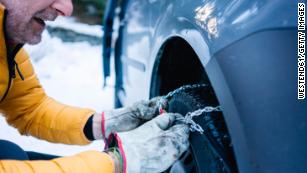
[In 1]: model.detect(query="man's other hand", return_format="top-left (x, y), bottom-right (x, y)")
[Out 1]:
top-left (93, 97), bottom-right (162, 139)
top-left (108, 113), bottom-right (190, 173)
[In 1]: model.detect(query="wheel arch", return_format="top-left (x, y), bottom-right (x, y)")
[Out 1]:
top-left (149, 36), bottom-right (211, 97)
top-left (149, 36), bottom-right (251, 173)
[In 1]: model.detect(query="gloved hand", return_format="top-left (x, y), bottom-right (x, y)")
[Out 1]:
top-left (92, 97), bottom-right (163, 140)
top-left (106, 113), bottom-right (190, 173)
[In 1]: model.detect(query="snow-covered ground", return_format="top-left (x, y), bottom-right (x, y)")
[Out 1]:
top-left (0, 18), bottom-right (114, 156)
top-left (47, 16), bottom-right (103, 37)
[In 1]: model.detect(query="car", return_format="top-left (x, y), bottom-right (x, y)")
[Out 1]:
top-left (102, 1), bottom-right (307, 173)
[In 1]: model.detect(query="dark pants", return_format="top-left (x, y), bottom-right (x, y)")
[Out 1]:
top-left (0, 140), bottom-right (59, 160)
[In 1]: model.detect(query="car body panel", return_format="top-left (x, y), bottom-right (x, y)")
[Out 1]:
top-left (207, 29), bottom-right (307, 173)
top-left (122, 0), bottom-right (297, 104)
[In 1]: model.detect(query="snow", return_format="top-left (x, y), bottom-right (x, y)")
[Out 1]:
top-left (47, 16), bottom-right (103, 37)
top-left (0, 19), bottom-right (114, 156)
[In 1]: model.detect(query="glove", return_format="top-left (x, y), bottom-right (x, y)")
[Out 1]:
top-left (93, 97), bottom-right (163, 140)
top-left (106, 113), bottom-right (190, 173)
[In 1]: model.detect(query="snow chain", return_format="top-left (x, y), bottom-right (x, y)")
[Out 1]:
top-left (158, 84), bottom-right (235, 173)
top-left (158, 84), bottom-right (221, 134)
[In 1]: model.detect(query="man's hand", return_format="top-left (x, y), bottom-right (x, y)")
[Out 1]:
top-left (106, 113), bottom-right (190, 173)
top-left (93, 97), bottom-right (162, 139)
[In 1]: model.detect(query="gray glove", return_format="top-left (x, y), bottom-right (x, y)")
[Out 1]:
top-left (93, 97), bottom-right (162, 139)
top-left (119, 113), bottom-right (190, 173)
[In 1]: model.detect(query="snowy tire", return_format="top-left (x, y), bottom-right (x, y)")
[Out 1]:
top-left (165, 86), bottom-right (237, 173)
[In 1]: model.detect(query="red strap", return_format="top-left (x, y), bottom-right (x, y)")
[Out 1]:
top-left (114, 133), bottom-right (127, 173)
top-left (101, 112), bottom-right (107, 143)
top-left (159, 108), bottom-right (166, 114)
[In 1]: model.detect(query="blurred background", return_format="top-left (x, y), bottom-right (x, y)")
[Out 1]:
top-left (73, 0), bottom-right (107, 25)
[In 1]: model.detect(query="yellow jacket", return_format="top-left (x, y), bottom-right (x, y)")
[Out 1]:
top-left (0, 4), bottom-right (114, 173)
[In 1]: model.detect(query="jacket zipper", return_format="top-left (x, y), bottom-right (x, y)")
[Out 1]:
top-left (0, 10), bottom-right (24, 102)
top-left (0, 45), bottom-right (23, 102)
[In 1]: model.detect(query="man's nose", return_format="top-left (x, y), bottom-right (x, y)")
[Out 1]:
top-left (51, 0), bottom-right (73, 16)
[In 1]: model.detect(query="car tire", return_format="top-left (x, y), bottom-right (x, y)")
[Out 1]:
top-left (165, 86), bottom-right (237, 173)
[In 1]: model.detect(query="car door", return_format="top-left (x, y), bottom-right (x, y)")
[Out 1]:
top-left (120, 0), bottom-right (152, 105)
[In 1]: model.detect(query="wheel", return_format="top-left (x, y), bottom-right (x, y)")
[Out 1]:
top-left (165, 86), bottom-right (238, 173)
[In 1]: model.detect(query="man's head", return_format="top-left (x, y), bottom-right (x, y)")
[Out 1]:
top-left (0, 0), bottom-right (73, 45)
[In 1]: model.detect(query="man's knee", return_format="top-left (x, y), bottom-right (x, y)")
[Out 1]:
top-left (0, 140), bottom-right (29, 160)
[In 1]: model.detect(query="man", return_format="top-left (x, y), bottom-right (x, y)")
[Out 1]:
top-left (0, 0), bottom-right (190, 172)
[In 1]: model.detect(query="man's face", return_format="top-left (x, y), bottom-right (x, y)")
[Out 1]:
top-left (1, 0), bottom-right (73, 44)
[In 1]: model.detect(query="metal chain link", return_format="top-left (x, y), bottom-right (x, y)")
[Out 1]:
top-left (157, 84), bottom-right (221, 134)
top-left (164, 84), bottom-right (207, 100)
top-left (177, 106), bottom-right (221, 134)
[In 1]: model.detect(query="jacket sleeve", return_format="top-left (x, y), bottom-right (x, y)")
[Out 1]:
top-left (0, 151), bottom-right (114, 173)
top-left (0, 48), bottom-right (95, 145)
